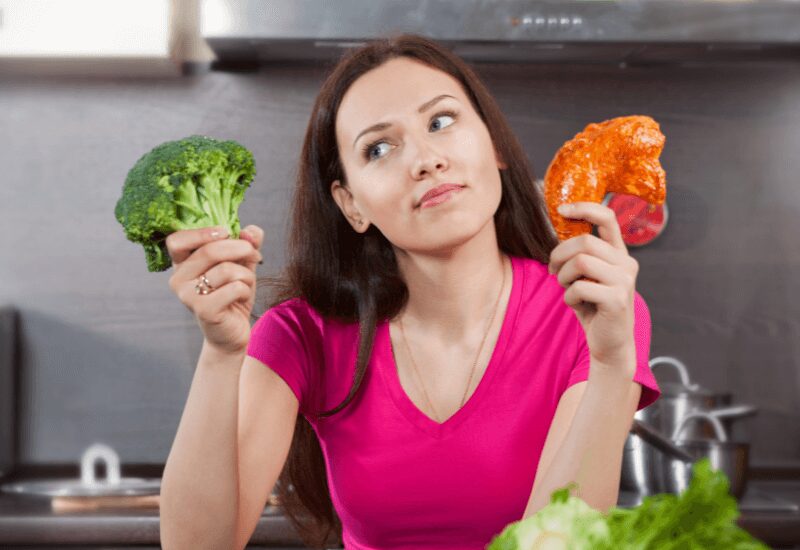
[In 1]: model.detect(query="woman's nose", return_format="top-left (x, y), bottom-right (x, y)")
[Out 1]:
top-left (409, 138), bottom-right (449, 179)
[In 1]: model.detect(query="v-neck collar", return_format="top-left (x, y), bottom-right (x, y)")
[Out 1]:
top-left (376, 255), bottom-right (525, 439)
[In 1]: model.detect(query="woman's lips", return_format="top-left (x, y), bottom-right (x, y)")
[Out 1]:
top-left (417, 184), bottom-right (465, 208)
top-left (419, 186), bottom-right (464, 209)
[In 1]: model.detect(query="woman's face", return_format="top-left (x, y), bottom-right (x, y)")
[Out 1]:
top-left (331, 56), bottom-right (506, 257)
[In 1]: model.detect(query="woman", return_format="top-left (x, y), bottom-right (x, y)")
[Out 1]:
top-left (159, 33), bottom-right (661, 550)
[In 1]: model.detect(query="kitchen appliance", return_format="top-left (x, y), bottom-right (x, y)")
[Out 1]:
top-left (200, 0), bottom-right (800, 68)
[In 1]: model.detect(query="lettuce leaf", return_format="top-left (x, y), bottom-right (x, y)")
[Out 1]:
top-left (489, 482), bottom-right (610, 550)
top-left (601, 459), bottom-right (769, 550)
top-left (487, 459), bottom-right (769, 550)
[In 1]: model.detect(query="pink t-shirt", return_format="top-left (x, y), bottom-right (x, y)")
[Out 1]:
top-left (247, 255), bottom-right (661, 550)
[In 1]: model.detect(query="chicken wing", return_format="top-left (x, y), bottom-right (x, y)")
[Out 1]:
top-left (544, 115), bottom-right (667, 241)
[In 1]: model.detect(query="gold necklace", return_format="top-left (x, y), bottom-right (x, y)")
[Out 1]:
top-left (398, 257), bottom-right (508, 423)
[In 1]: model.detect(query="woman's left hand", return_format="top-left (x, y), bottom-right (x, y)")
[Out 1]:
top-left (548, 201), bottom-right (638, 373)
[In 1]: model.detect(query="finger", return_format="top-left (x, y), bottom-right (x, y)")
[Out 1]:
top-left (177, 239), bottom-right (262, 282)
top-left (192, 280), bottom-right (253, 325)
top-left (240, 224), bottom-right (264, 250)
top-left (557, 202), bottom-right (626, 251)
top-left (203, 261), bottom-right (257, 293)
top-left (239, 224), bottom-right (265, 270)
top-left (166, 226), bottom-right (230, 265)
top-left (563, 278), bottom-right (620, 309)
top-left (556, 253), bottom-right (620, 288)
top-left (177, 263), bottom-right (255, 314)
top-left (548, 233), bottom-right (626, 275)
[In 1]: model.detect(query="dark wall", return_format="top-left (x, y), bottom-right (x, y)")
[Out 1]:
top-left (1, 58), bottom-right (798, 467)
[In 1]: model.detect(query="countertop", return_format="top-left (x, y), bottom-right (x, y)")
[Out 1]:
top-left (0, 496), bottom-right (304, 548)
top-left (0, 470), bottom-right (798, 549)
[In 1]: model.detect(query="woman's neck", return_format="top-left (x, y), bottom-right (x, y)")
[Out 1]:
top-left (393, 243), bottom-right (510, 343)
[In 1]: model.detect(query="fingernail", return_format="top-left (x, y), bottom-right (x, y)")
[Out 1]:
top-left (209, 227), bottom-right (228, 239)
top-left (557, 204), bottom-right (572, 215)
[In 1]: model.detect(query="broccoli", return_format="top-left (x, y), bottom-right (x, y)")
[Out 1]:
top-left (114, 135), bottom-right (256, 272)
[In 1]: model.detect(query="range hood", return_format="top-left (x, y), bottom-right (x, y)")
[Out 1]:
top-left (200, 0), bottom-right (800, 68)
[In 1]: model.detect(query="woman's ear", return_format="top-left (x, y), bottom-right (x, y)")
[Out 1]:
top-left (331, 179), bottom-right (369, 231)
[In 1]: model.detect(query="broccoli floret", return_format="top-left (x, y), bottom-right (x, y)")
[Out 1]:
top-left (114, 135), bottom-right (256, 272)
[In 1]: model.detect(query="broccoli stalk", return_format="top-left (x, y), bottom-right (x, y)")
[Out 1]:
top-left (114, 135), bottom-right (256, 272)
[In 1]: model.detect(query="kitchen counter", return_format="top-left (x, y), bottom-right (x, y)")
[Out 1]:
top-left (726, 480), bottom-right (800, 549)
top-left (0, 495), bottom-right (305, 548)
top-left (0, 471), bottom-right (798, 549)
top-left (0, 464), bottom-right (312, 548)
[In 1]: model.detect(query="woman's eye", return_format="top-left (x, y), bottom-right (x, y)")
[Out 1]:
top-left (430, 112), bottom-right (456, 132)
top-left (362, 110), bottom-right (458, 162)
top-left (364, 141), bottom-right (392, 161)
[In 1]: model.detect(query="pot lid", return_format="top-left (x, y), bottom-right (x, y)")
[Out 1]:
top-left (0, 442), bottom-right (161, 498)
top-left (0, 477), bottom-right (161, 498)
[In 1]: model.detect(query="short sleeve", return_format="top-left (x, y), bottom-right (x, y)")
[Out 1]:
top-left (565, 291), bottom-right (661, 411)
top-left (246, 300), bottom-right (319, 416)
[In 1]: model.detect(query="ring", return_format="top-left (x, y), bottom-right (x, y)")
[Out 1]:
top-left (194, 274), bottom-right (214, 295)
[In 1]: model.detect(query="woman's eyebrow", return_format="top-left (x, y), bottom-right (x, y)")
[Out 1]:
top-left (351, 94), bottom-right (457, 149)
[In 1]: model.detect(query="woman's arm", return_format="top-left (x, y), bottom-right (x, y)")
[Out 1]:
top-left (533, 199), bottom-right (648, 517)
top-left (522, 362), bottom-right (641, 518)
top-left (160, 342), bottom-right (244, 549)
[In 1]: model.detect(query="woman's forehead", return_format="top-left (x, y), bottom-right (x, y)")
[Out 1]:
top-left (336, 58), bottom-right (466, 141)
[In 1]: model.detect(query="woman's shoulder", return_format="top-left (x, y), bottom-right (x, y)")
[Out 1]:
top-left (252, 296), bottom-right (320, 336)
top-left (259, 296), bottom-right (359, 341)
top-left (267, 296), bottom-right (317, 317)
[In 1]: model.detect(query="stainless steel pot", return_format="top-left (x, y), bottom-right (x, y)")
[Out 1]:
top-left (621, 356), bottom-right (758, 496)
top-left (640, 356), bottom-right (734, 439)
top-left (662, 412), bottom-right (750, 500)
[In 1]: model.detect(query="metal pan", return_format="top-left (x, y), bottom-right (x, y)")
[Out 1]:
top-left (662, 412), bottom-right (749, 499)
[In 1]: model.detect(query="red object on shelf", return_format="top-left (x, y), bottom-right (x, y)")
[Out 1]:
top-left (603, 193), bottom-right (668, 247)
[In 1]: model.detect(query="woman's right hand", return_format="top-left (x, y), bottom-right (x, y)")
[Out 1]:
top-left (166, 225), bottom-right (264, 355)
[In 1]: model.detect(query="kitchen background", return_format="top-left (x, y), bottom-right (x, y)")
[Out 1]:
top-left (1, 0), bottom-right (799, 546)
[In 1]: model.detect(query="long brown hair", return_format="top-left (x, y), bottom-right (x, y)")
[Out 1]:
top-left (254, 32), bottom-right (559, 549)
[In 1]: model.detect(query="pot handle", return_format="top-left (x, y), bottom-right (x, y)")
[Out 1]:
top-left (707, 404), bottom-right (759, 419)
top-left (672, 412), bottom-right (728, 442)
top-left (631, 419), bottom-right (695, 463)
top-left (649, 356), bottom-right (701, 391)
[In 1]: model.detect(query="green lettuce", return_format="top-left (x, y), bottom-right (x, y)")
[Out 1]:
top-left (489, 482), bottom-right (610, 550)
top-left (487, 459), bottom-right (769, 550)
